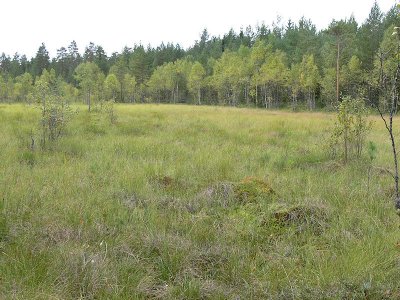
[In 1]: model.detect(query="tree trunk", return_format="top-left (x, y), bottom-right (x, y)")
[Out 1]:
top-left (264, 85), bottom-right (267, 108)
top-left (120, 82), bottom-right (123, 102)
top-left (344, 132), bottom-right (348, 163)
top-left (376, 43), bottom-right (400, 211)
top-left (198, 87), bottom-right (201, 105)
top-left (390, 121), bottom-right (400, 208)
top-left (42, 95), bottom-right (46, 147)
top-left (255, 84), bottom-right (258, 107)
top-left (336, 41), bottom-right (340, 105)
top-left (245, 85), bottom-right (249, 106)
top-left (292, 92), bottom-right (297, 111)
top-left (176, 83), bottom-right (179, 103)
top-left (88, 90), bottom-right (91, 112)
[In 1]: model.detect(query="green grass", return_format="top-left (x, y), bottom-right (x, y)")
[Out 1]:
top-left (1, 103), bottom-right (400, 299)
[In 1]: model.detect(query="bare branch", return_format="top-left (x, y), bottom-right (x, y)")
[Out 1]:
top-left (376, 103), bottom-right (391, 133)
top-left (375, 42), bottom-right (400, 208)
top-left (373, 166), bottom-right (395, 179)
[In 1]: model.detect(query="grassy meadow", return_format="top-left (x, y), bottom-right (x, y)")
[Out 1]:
top-left (1, 103), bottom-right (400, 299)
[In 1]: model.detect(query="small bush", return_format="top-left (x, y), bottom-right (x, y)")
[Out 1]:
top-left (40, 97), bottom-right (73, 144)
top-left (329, 97), bottom-right (372, 162)
top-left (95, 99), bottom-right (117, 124)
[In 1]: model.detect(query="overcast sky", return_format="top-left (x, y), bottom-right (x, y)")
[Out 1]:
top-left (0, 0), bottom-right (396, 58)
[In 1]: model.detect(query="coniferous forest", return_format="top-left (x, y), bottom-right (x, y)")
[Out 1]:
top-left (0, 2), bottom-right (398, 109)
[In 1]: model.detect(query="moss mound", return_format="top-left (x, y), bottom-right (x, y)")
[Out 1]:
top-left (234, 176), bottom-right (276, 204)
top-left (270, 200), bottom-right (331, 233)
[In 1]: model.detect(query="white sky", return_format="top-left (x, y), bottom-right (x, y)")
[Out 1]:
top-left (0, 0), bottom-right (397, 58)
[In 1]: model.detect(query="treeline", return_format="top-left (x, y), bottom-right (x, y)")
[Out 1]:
top-left (0, 2), bottom-right (399, 109)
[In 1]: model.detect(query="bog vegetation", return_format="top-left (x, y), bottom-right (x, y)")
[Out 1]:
top-left (1, 104), bottom-right (400, 299)
top-left (2, 1), bottom-right (400, 299)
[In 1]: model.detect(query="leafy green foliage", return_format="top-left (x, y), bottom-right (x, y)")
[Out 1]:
top-left (102, 99), bottom-right (117, 124)
top-left (74, 62), bottom-right (104, 111)
top-left (32, 69), bottom-right (74, 147)
top-left (188, 62), bottom-right (206, 104)
top-left (104, 73), bottom-right (119, 100)
top-left (368, 141), bottom-right (377, 162)
top-left (329, 97), bottom-right (373, 162)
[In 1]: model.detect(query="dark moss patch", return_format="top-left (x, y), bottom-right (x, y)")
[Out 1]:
top-left (234, 176), bottom-right (276, 204)
top-left (269, 200), bottom-right (331, 234)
